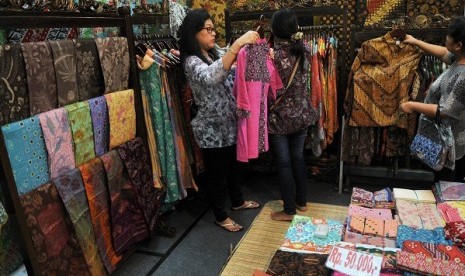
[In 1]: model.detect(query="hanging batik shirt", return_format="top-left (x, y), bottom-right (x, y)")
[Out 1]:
top-left (234, 39), bottom-right (283, 162)
top-left (417, 61), bottom-right (465, 160)
top-left (346, 32), bottom-right (422, 128)
top-left (184, 55), bottom-right (236, 148)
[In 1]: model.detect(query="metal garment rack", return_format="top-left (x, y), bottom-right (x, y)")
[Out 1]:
top-left (0, 8), bottom-right (150, 275)
top-left (338, 27), bottom-right (448, 194)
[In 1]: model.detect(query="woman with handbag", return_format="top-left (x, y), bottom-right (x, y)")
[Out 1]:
top-left (268, 9), bottom-right (318, 221)
top-left (178, 9), bottom-right (260, 232)
top-left (401, 16), bottom-right (465, 182)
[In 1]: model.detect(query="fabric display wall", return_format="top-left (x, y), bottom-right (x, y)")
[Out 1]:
top-left (0, 10), bottom-right (165, 275)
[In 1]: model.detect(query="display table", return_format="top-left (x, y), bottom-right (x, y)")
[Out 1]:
top-left (220, 200), bottom-right (348, 276)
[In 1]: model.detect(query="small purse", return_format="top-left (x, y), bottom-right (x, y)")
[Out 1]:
top-left (269, 55), bottom-right (301, 111)
top-left (409, 106), bottom-right (455, 171)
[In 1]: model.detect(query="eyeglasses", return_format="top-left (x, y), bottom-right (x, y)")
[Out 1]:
top-left (202, 27), bottom-right (216, 34)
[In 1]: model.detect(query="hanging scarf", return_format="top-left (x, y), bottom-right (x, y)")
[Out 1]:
top-left (95, 37), bottom-right (129, 93)
top-left (88, 96), bottom-right (109, 156)
top-left (105, 89), bottom-right (136, 150)
top-left (65, 101), bottom-right (95, 166)
top-left (74, 39), bottom-right (104, 100)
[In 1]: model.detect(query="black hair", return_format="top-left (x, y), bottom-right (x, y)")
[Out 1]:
top-left (271, 8), bottom-right (305, 65)
top-left (447, 16), bottom-right (465, 53)
top-left (178, 9), bottom-right (219, 65)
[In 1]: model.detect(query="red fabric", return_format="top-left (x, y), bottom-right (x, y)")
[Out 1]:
top-left (402, 240), bottom-right (465, 263)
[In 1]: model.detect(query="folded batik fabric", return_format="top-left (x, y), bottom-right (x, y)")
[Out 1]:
top-left (396, 225), bottom-right (451, 247)
top-left (343, 229), bottom-right (396, 248)
top-left (348, 215), bottom-right (366, 234)
top-left (100, 150), bottom-right (149, 254)
top-left (266, 250), bottom-right (330, 276)
top-left (95, 37), bottom-right (129, 93)
top-left (65, 101), bottom-right (95, 166)
top-left (364, 217), bottom-right (385, 236)
top-left (445, 221), bottom-right (465, 247)
top-left (402, 240), bottom-right (465, 263)
top-left (348, 204), bottom-right (393, 219)
top-left (438, 202), bottom-right (465, 223)
top-left (38, 108), bottom-right (75, 179)
top-left (88, 96), bottom-right (109, 156)
top-left (74, 39), bottom-right (104, 100)
top-left (437, 181), bottom-right (465, 201)
top-left (396, 199), bottom-right (445, 229)
top-left (2, 117), bottom-right (50, 195)
top-left (49, 40), bottom-right (79, 106)
top-left (396, 251), bottom-right (465, 276)
top-left (105, 89), bottom-right (136, 150)
top-left (351, 187), bottom-right (374, 207)
top-left (20, 182), bottom-right (90, 275)
top-left (374, 188), bottom-right (395, 208)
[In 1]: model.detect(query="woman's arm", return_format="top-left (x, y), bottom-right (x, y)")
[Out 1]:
top-left (403, 34), bottom-right (451, 64)
top-left (401, 101), bottom-right (438, 118)
top-left (222, 31), bottom-right (259, 70)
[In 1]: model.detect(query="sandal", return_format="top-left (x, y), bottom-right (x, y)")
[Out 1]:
top-left (296, 204), bottom-right (308, 212)
top-left (231, 200), bottom-right (260, 211)
top-left (215, 218), bottom-right (243, 232)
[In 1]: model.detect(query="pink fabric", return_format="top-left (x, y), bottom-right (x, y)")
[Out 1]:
top-left (396, 251), bottom-right (465, 275)
top-left (438, 202), bottom-right (463, 223)
top-left (235, 39), bottom-right (283, 162)
top-left (38, 108), bottom-right (75, 179)
top-left (348, 204), bottom-right (393, 219)
top-left (343, 229), bottom-right (396, 248)
top-left (396, 199), bottom-right (444, 229)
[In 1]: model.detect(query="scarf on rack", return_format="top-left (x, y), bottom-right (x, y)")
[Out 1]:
top-left (117, 137), bottom-right (162, 235)
top-left (79, 158), bottom-right (122, 273)
top-left (49, 40), bottom-right (79, 106)
top-left (20, 182), bottom-right (91, 275)
top-left (0, 44), bottom-right (29, 125)
top-left (21, 42), bottom-right (57, 115)
top-left (52, 168), bottom-right (106, 276)
top-left (37, 108), bottom-right (75, 179)
top-left (88, 96), bottom-right (109, 156)
top-left (95, 37), bottom-right (129, 93)
top-left (100, 150), bottom-right (149, 254)
top-left (1, 117), bottom-right (49, 195)
top-left (105, 89), bottom-right (136, 150)
top-left (74, 39), bottom-right (104, 100)
top-left (65, 101), bottom-right (95, 166)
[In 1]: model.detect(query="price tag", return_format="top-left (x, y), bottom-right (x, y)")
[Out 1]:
top-left (325, 246), bottom-right (382, 276)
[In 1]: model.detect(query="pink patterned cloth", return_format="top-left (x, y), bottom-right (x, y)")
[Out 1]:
top-left (351, 187), bottom-right (374, 207)
top-left (348, 204), bottom-right (393, 219)
top-left (438, 202), bottom-right (464, 223)
top-left (343, 229), bottom-right (396, 248)
top-left (396, 251), bottom-right (465, 276)
top-left (445, 221), bottom-right (465, 247)
top-left (235, 39), bottom-right (283, 162)
top-left (396, 199), bottom-right (444, 229)
top-left (38, 108), bottom-right (75, 179)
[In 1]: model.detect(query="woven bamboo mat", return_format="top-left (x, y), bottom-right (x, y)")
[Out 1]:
top-left (219, 200), bottom-right (348, 276)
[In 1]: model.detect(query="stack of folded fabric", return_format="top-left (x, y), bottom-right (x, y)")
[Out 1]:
top-left (435, 181), bottom-right (465, 202)
top-left (438, 201), bottom-right (465, 223)
top-left (396, 199), bottom-right (445, 229)
top-left (351, 187), bottom-right (395, 209)
top-left (445, 221), bottom-right (465, 248)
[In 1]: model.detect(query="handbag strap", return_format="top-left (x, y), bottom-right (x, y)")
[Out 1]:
top-left (435, 105), bottom-right (441, 126)
top-left (270, 56), bottom-right (301, 110)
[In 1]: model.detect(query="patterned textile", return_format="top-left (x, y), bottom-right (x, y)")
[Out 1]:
top-left (0, 218), bottom-right (23, 275)
top-left (343, 229), bottom-right (396, 248)
top-left (438, 202), bottom-right (465, 223)
top-left (21, 42), bottom-right (58, 115)
top-left (117, 137), bottom-right (161, 235)
top-left (402, 240), bottom-right (465, 263)
top-left (100, 150), bottom-right (149, 254)
top-left (52, 168), bottom-right (106, 276)
top-left (79, 158), bottom-right (122, 273)
top-left (0, 44), bottom-right (29, 125)
top-left (445, 221), bottom-right (465, 247)
top-left (20, 182), bottom-right (90, 275)
top-left (280, 215), bottom-right (343, 254)
top-left (2, 117), bottom-right (50, 195)
top-left (88, 96), bottom-right (109, 156)
top-left (396, 225), bottom-right (451, 248)
top-left (350, 187), bottom-right (374, 207)
top-left (38, 108), bottom-right (75, 179)
top-left (396, 250), bottom-right (465, 276)
top-left (65, 101), bottom-right (95, 166)
top-left (0, 202), bottom-right (6, 232)
top-left (364, 0), bottom-right (406, 26)
top-left (7, 28), bottom-right (77, 43)
top-left (169, 0), bottom-right (188, 40)
top-left (407, 0), bottom-right (464, 18)
top-left (141, 90), bottom-right (163, 189)
top-left (95, 37), bottom-right (129, 93)
top-left (364, 217), bottom-right (385, 236)
top-left (265, 250), bottom-right (329, 276)
top-left (346, 32), bottom-right (422, 128)
top-left (348, 204), bottom-right (393, 219)
top-left (49, 40), bottom-right (79, 106)
top-left (105, 89), bottom-right (136, 150)
top-left (140, 66), bottom-right (180, 202)
top-left (74, 39), bottom-right (104, 100)
top-left (348, 215), bottom-right (366, 234)
top-left (437, 181), bottom-right (465, 201)
top-left (348, 215), bottom-right (398, 238)
top-left (396, 199), bottom-right (445, 229)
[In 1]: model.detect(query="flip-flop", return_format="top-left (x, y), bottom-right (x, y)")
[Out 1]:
top-left (231, 200), bottom-right (260, 211)
top-left (215, 220), bottom-right (243, 232)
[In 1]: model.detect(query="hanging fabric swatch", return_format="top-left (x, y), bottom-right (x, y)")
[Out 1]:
top-left (1, 117), bottom-right (49, 195)
top-left (95, 37), bottom-right (129, 93)
top-left (0, 44), bottom-right (29, 125)
top-left (88, 96), bottom-right (109, 156)
top-left (0, 212), bottom-right (23, 274)
top-left (21, 41), bottom-right (57, 115)
top-left (139, 66), bottom-right (180, 203)
top-left (20, 182), bottom-right (91, 275)
top-left (74, 39), bottom-right (104, 100)
top-left (49, 40), bottom-right (79, 106)
top-left (101, 150), bottom-right (149, 254)
top-left (105, 89), bottom-right (136, 150)
top-left (52, 168), bottom-right (106, 276)
top-left (79, 158), bottom-right (122, 273)
top-left (117, 137), bottom-right (162, 235)
top-left (37, 108), bottom-right (75, 179)
top-left (65, 101), bottom-right (95, 166)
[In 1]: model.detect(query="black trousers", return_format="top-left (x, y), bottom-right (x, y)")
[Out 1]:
top-left (202, 145), bottom-right (244, 222)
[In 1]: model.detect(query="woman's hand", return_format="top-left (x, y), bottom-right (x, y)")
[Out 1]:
top-left (403, 34), bottom-right (418, 46)
top-left (400, 101), bottom-right (414, 113)
top-left (235, 31), bottom-right (260, 47)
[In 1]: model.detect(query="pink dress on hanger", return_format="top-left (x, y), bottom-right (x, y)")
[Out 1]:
top-left (234, 39), bottom-right (283, 162)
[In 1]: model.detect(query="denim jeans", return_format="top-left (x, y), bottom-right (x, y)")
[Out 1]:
top-left (269, 128), bottom-right (308, 215)
top-left (202, 145), bottom-right (244, 222)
